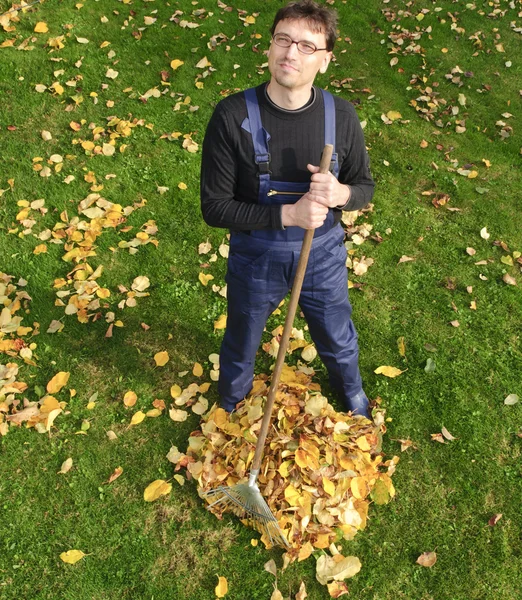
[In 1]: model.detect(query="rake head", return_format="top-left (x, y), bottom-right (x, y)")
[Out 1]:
top-left (203, 483), bottom-right (290, 549)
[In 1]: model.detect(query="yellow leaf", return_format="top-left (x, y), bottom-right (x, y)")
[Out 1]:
top-left (169, 408), bottom-right (188, 422)
top-left (467, 171), bottom-right (478, 179)
top-left (34, 244), bottom-right (47, 255)
top-left (215, 576), bottom-right (228, 598)
top-left (170, 384), bottom-right (181, 398)
top-left (195, 81), bottom-right (204, 90)
top-left (34, 22), bottom-right (49, 33)
top-left (199, 272), bottom-right (214, 286)
top-left (284, 484), bottom-right (301, 507)
top-left (130, 411), bottom-right (145, 425)
top-left (146, 408), bottom-right (162, 418)
top-left (171, 59), bottom-right (184, 70)
top-left (397, 336), bottom-right (406, 357)
top-left (60, 550), bottom-right (86, 564)
top-left (47, 371), bottom-right (70, 394)
top-left (178, 182), bottom-right (187, 190)
top-left (374, 365), bottom-right (404, 378)
top-left (193, 362), bottom-right (203, 377)
top-left (143, 479), bottom-right (172, 502)
top-left (350, 477), bottom-right (369, 499)
top-left (82, 140), bottom-right (95, 151)
top-left (356, 436), bottom-right (371, 451)
top-left (123, 391), bottom-right (137, 407)
top-left (58, 458), bottom-right (73, 474)
top-left (214, 314), bottom-right (227, 330)
top-left (322, 476), bottom-right (336, 497)
top-left (154, 351), bottom-right (169, 367)
top-left (386, 110), bottom-right (402, 121)
top-left (245, 15), bottom-right (256, 24)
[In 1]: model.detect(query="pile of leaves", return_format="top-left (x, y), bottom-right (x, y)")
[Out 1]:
top-left (175, 364), bottom-right (398, 562)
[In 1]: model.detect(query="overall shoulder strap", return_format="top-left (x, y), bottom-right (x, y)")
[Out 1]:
top-left (320, 89), bottom-right (339, 178)
top-left (244, 87), bottom-right (270, 173)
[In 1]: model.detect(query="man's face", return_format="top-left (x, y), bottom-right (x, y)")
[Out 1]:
top-left (268, 19), bottom-right (332, 92)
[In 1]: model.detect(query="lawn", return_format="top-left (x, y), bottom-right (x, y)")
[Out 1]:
top-left (1, 0), bottom-right (521, 599)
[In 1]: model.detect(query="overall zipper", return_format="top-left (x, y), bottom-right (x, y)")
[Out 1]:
top-left (267, 190), bottom-right (303, 197)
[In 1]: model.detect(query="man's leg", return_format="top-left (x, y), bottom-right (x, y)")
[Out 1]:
top-left (298, 230), bottom-right (370, 417)
top-left (218, 245), bottom-right (288, 411)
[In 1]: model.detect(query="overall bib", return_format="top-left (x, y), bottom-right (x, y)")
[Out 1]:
top-left (218, 87), bottom-right (365, 413)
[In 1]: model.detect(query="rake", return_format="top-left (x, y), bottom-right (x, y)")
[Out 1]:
top-left (203, 145), bottom-right (334, 549)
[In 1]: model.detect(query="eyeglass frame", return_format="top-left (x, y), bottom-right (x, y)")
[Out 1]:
top-left (271, 32), bottom-right (328, 55)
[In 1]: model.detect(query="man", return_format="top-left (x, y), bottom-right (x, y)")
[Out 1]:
top-left (200, 0), bottom-right (375, 418)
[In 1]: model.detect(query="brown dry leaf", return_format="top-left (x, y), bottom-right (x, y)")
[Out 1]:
top-left (47, 371), bottom-right (70, 394)
top-left (416, 551), bottom-right (437, 567)
top-left (431, 433), bottom-right (445, 444)
top-left (270, 590), bottom-right (284, 600)
top-left (503, 273), bottom-right (517, 286)
top-left (488, 514), bottom-right (502, 526)
top-left (107, 466), bottom-right (123, 484)
top-left (466, 247), bottom-right (476, 256)
top-left (374, 365), bottom-right (405, 378)
top-left (450, 320), bottom-right (460, 328)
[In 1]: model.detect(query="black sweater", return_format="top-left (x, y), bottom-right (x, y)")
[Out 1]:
top-left (200, 83), bottom-right (375, 232)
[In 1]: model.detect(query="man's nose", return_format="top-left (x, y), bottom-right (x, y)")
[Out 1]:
top-left (284, 41), bottom-right (300, 59)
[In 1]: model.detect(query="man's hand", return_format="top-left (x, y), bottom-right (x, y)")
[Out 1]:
top-left (281, 193), bottom-right (329, 229)
top-left (307, 163), bottom-right (351, 208)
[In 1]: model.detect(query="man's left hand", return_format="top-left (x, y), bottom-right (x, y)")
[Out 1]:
top-left (307, 163), bottom-right (351, 208)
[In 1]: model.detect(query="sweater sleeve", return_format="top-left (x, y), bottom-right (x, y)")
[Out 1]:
top-left (337, 112), bottom-right (375, 212)
top-left (200, 102), bottom-right (283, 231)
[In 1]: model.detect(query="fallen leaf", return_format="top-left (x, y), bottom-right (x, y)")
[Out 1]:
top-left (215, 576), bottom-right (228, 598)
top-left (295, 581), bottom-right (307, 600)
top-left (374, 366), bottom-right (404, 378)
top-left (60, 550), bottom-right (86, 564)
top-left (488, 514), bottom-right (502, 526)
top-left (123, 391), bottom-right (137, 407)
top-left (58, 458), bottom-right (73, 474)
top-left (171, 59), bottom-right (184, 70)
top-left (450, 320), bottom-right (460, 327)
top-left (398, 255), bottom-right (415, 264)
top-left (130, 411), bottom-right (145, 426)
top-left (198, 272), bottom-right (214, 286)
top-left (154, 351), bottom-right (169, 367)
top-left (47, 371), bottom-right (70, 394)
top-left (214, 314), bottom-right (227, 330)
top-left (503, 273), bottom-right (517, 286)
top-left (504, 394), bottom-right (519, 405)
top-left (316, 554), bottom-right (361, 585)
top-left (441, 426), bottom-right (457, 440)
top-left (327, 581), bottom-right (350, 597)
top-left (193, 362), bottom-right (203, 377)
top-left (264, 559), bottom-right (277, 577)
top-left (416, 551), bottom-right (437, 567)
top-left (480, 227), bottom-right (490, 240)
top-left (143, 479), bottom-right (172, 502)
top-left (34, 22), bottom-right (49, 33)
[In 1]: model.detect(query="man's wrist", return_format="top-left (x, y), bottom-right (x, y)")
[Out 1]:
top-left (337, 184), bottom-right (351, 208)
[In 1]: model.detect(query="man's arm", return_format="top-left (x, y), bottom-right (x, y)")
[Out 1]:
top-left (200, 103), bottom-right (283, 231)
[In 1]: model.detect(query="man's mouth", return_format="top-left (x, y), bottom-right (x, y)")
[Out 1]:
top-left (279, 62), bottom-right (299, 72)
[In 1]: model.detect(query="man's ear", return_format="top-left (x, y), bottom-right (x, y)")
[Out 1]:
top-left (320, 52), bottom-right (332, 74)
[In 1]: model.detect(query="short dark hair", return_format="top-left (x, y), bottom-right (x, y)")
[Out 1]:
top-left (270, 0), bottom-right (338, 52)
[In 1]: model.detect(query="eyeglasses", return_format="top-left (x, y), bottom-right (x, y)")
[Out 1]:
top-left (271, 33), bottom-right (327, 55)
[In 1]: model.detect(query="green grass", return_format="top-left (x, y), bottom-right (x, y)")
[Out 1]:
top-left (1, 0), bottom-right (521, 598)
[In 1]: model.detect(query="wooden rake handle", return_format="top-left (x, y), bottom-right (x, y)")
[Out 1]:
top-left (251, 144), bottom-right (334, 473)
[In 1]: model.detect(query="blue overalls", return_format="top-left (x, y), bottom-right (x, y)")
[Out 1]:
top-left (218, 87), bottom-right (366, 414)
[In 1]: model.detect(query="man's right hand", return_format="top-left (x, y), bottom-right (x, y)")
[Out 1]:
top-left (281, 194), bottom-right (329, 229)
